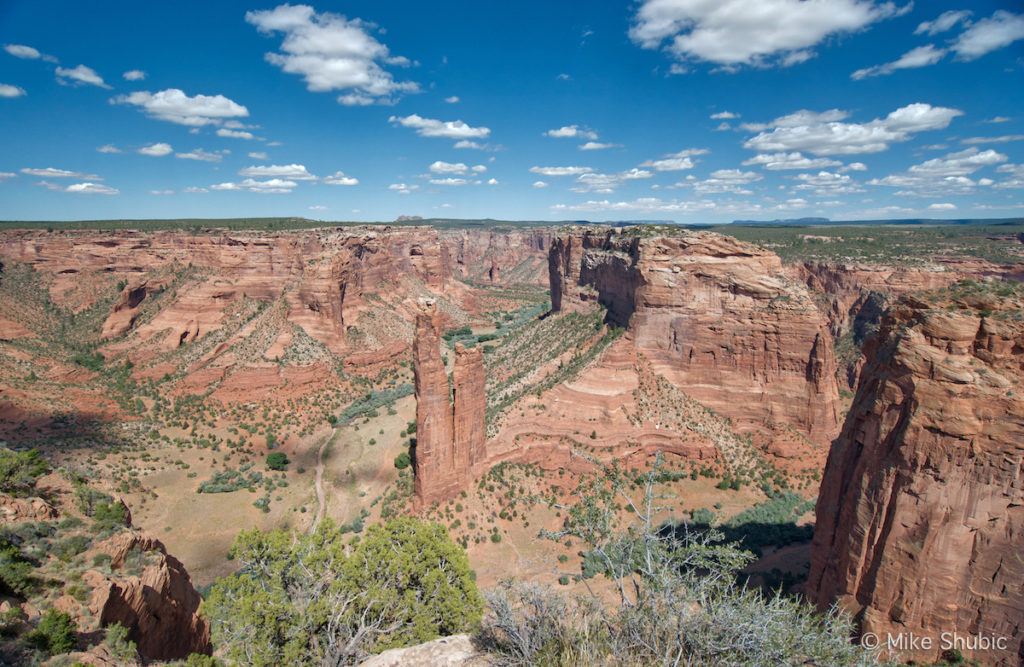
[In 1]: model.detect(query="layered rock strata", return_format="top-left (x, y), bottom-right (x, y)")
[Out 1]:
top-left (549, 229), bottom-right (841, 444)
top-left (808, 284), bottom-right (1024, 666)
top-left (0, 227), bottom-right (452, 351)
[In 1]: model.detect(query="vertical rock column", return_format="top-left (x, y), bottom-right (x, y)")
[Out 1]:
top-left (453, 343), bottom-right (487, 472)
top-left (412, 303), bottom-right (456, 505)
top-left (412, 305), bottom-right (487, 505)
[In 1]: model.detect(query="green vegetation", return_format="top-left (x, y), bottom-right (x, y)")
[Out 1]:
top-left (265, 452), bottom-right (290, 471)
top-left (335, 384), bottom-right (413, 425)
top-left (103, 623), bottom-right (138, 663)
top-left (476, 458), bottom-right (881, 666)
top-left (705, 221), bottom-right (1024, 266)
top-left (26, 610), bottom-right (76, 655)
top-left (0, 448), bottom-right (49, 497)
top-left (393, 451), bottom-right (412, 470)
top-left (206, 517), bottom-right (482, 666)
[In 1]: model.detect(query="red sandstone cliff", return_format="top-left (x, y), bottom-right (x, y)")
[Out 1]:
top-left (0, 227), bottom-right (453, 352)
top-left (412, 303), bottom-right (486, 505)
top-left (453, 343), bottom-right (487, 469)
top-left (808, 282), bottom-right (1024, 666)
top-left (441, 229), bottom-right (550, 285)
top-left (550, 229), bottom-right (841, 445)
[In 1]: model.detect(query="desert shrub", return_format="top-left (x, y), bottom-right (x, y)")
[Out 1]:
top-left (266, 452), bottom-right (289, 471)
top-left (0, 537), bottom-right (37, 596)
top-left (185, 654), bottom-right (225, 667)
top-left (92, 500), bottom-right (128, 529)
top-left (205, 517), bottom-right (482, 666)
top-left (103, 623), bottom-right (138, 663)
top-left (478, 457), bottom-right (880, 667)
top-left (0, 448), bottom-right (49, 496)
top-left (71, 350), bottom-right (104, 371)
top-left (27, 609), bottom-right (76, 655)
top-left (393, 451), bottom-right (411, 470)
top-left (54, 535), bottom-right (91, 561)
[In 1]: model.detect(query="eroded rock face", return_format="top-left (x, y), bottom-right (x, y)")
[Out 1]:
top-left (453, 344), bottom-right (487, 469)
top-left (808, 286), bottom-right (1024, 666)
top-left (442, 229), bottom-right (550, 285)
top-left (550, 229), bottom-right (841, 444)
top-left (412, 303), bottom-right (487, 505)
top-left (88, 532), bottom-right (211, 661)
top-left (0, 494), bottom-right (57, 522)
top-left (0, 227), bottom-right (452, 351)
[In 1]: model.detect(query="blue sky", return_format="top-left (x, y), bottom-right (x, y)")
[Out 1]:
top-left (1, 0), bottom-right (1023, 223)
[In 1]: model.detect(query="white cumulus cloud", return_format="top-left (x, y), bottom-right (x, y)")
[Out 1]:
top-left (238, 163), bottom-right (315, 180)
top-left (0, 84), bottom-right (26, 98)
top-left (389, 114), bottom-right (490, 141)
top-left (123, 70), bottom-right (147, 81)
top-left (529, 166), bottom-right (593, 177)
top-left (21, 167), bottom-right (100, 179)
top-left (629, 0), bottom-right (906, 69)
top-left (138, 142), bottom-right (173, 157)
top-left (744, 103), bottom-right (962, 155)
top-left (113, 88), bottom-right (249, 127)
top-left (742, 152), bottom-right (843, 170)
top-left (640, 148), bottom-right (708, 171)
top-left (66, 182), bottom-right (118, 195)
top-left (851, 44), bottom-right (947, 80)
top-left (545, 125), bottom-right (598, 140)
top-left (246, 4), bottom-right (418, 105)
top-left (323, 171), bottom-right (358, 185)
top-left (56, 65), bottom-right (110, 89)
top-left (952, 10), bottom-right (1024, 60)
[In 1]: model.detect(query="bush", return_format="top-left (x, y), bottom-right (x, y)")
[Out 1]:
top-left (266, 452), bottom-right (289, 471)
top-left (0, 537), bottom-right (37, 597)
top-left (104, 623), bottom-right (138, 663)
top-left (0, 448), bottom-right (49, 496)
top-left (92, 500), bottom-right (128, 529)
top-left (478, 457), bottom-right (881, 666)
top-left (205, 517), bottom-right (482, 666)
top-left (28, 609), bottom-right (76, 655)
top-left (186, 654), bottom-right (225, 667)
top-left (393, 451), bottom-right (411, 470)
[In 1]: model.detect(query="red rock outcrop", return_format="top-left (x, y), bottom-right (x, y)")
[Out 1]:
top-left (0, 494), bottom-right (57, 522)
top-left (412, 302), bottom-right (486, 505)
top-left (550, 229), bottom-right (841, 445)
top-left (442, 228), bottom-right (551, 285)
top-left (791, 261), bottom-right (1024, 388)
top-left (101, 278), bottom-right (169, 339)
top-left (808, 283), bottom-right (1024, 666)
top-left (0, 227), bottom-right (453, 352)
top-left (87, 532), bottom-right (211, 661)
top-left (453, 344), bottom-right (487, 469)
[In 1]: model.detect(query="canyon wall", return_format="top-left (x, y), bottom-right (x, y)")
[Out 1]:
top-left (412, 302), bottom-right (486, 505)
top-left (808, 285), bottom-right (1024, 666)
top-left (0, 227), bottom-right (452, 351)
top-left (550, 229), bottom-right (841, 444)
top-left (442, 228), bottom-right (551, 285)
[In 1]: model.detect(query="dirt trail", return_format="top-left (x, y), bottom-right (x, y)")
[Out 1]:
top-left (311, 429), bottom-right (336, 531)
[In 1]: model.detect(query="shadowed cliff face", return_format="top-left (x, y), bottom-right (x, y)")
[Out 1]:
top-left (549, 229), bottom-right (841, 445)
top-left (809, 284), bottom-right (1024, 666)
